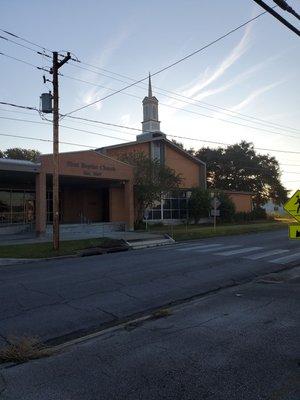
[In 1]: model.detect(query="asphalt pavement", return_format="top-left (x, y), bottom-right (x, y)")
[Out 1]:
top-left (0, 228), bottom-right (299, 348)
top-left (1, 265), bottom-right (299, 399)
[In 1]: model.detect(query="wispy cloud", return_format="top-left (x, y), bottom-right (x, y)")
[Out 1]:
top-left (120, 113), bottom-right (131, 125)
top-left (75, 27), bottom-right (132, 110)
top-left (161, 42), bottom-right (289, 122)
top-left (162, 26), bottom-right (252, 116)
top-left (176, 24), bottom-right (252, 100)
top-left (228, 80), bottom-right (285, 113)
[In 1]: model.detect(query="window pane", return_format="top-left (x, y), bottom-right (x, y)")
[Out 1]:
top-left (11, 213), bottom-right (24, 223)
top-left (171, 199), bottom-right (179, 209)
top-left (163, 198), bottom-right (171, 209)
top-left (0, 191), bottom-right (11, 213)
top-left (172, 210), bottom-right (179, 219)
top-left (163, 210), bottom-right (171, 219)
top-left (180, 209), bottom-right (187, 219)
top-left (11, 191), bottom-right (24, 213)
top-left (179, 198), bottom-right (187, 209)
top-left (0, 213), bottom-right (11, 224)
top-left (152, 210), bottom-right (161, 220)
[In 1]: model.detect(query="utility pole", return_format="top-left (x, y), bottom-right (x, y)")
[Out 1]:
top-left (50, 51), bottom-right (71, 250)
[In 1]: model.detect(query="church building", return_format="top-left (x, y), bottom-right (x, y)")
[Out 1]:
top-left (99, 74), bottom-right (207, 222)
top-left (0, 76), bottom-right (252, 235)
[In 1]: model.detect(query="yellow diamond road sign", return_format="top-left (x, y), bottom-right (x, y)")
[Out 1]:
top-left (284, 190), bottom-right (300, 222)
top-left (289, 225), bottom-right (300, 239)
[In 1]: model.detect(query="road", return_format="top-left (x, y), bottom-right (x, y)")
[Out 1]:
top-left (0, 229), bottom-right (299, 347)
top-left (1, 265), bottom-right (299, 399)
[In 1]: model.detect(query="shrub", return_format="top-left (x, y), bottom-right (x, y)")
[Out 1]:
top-left (217, 192), bottom-right (236, 223)
top-left (234, 207), bottom-right (267, 222)
top-left (188, 188), bottom-right (211, 223)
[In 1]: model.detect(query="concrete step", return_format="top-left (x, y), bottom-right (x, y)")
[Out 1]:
top-left (0, 224), bottom-right (34, 236)
top-left (45, 222), bottom-right (125, 236)
top-left (126, 236), bottom-right (175, 249)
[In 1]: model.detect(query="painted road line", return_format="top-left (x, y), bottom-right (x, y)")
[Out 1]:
top-left (215, 246), bottom-right (263, 256)
top-left (195, 245), bottom-right (241, 253)
top-left (245, 249), bottom-right (289, 260)
top-left (270, 251), bottom-right (300, 264)
top-left (177, 244), bottom-right (223, 252)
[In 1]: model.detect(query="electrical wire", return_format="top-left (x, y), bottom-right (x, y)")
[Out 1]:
top-left (68, 61), bottom-right (300, 135)
top-left (0, 101), bottom-right (39, 111)
top-left (0, 116), bottom-right (131, 142)
top-left (0, 51), bottom-right (50, 72)
top-left (0, 28), bottom-right (52, 53)
top-left (2, 113), bottom-right (300, 156)
top-left (63, 9), bottom-right (273, 116)
top-left (0, 34), bottom-right (51, 58)
top-left (4, 25), bottom-right (298, 135)
top-left (60, 74), bottom-right (300, 141)
top-left (0, 132), bottom-right (97, 149)
top-left (3, 25), bottom-right (298, 138)
top-left (65, 109), bottom-right (300, 141)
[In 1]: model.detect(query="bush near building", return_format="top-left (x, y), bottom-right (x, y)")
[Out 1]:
top-left (234, 207), bottom-right (268, 222)
top-left (188, 188), bottom-right (211, 223)
top-left (215, 191), bottom-right (236, 223)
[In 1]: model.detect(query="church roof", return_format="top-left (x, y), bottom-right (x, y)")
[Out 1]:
top-left (98, 136), bottom-right (206, 167)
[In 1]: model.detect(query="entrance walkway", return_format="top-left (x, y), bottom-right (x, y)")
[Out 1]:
top-left (0, 225), bottom-right (166, 246)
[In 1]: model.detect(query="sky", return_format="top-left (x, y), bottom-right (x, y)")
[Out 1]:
top-left (0, 0), bottom-right (299, 194)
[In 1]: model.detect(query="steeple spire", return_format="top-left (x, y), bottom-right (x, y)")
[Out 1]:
top-left (148, 73), bottom-right (153, 97)
top-left (139, 72), bottom-right (161, 136)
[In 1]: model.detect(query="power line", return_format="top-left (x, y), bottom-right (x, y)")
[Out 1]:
top-left (60, 74), bottom-right (300, 141)
top-left (168, 133), bottom-right (300, 155)
top-left (0, 34), bottom-right (51, 58)
top-left (0, 101), bottom-right (39, 111)
top-left (4, 25), bottom-right (298, 135)
top-left (68, 61), bottom-right (300, 135)
top-left (2, 112), bottom-right (300, 156)
top-left (64, 9), bottom-right (272, 116)
top-left (3, 27), bottom-right (298, 139)
top-left (273, 0), bottom-right (300, 20)
top-left (0, 115), bottom-right (131, 142)
top-left (4, 107), bottom-right (300, 164)
top-left (0, 51), bottom-right (50, 72)
top-left (0, 132), bottom-right (97, 149)
top-left (64, 92), bottom-right (300, 141)
top-left (4, 58), bottom-right (299, 142)
top-left (0, 28), bottom-right (52, 53)
top-left (253, 0), bottom-right (300, 35)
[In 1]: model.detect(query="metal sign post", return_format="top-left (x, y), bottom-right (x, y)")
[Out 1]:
top-left (211, 197), bottom-right (221, 231)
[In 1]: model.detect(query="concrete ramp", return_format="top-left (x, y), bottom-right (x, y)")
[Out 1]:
top-left (125, 234), bottom-right (175, 249)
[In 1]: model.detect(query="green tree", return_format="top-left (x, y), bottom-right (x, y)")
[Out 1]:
top-left (188, 188), bottom-right (211, 223)
top-left (119, 152), bottom-right (182, 222)
top-left (3, 148), bottom-right (41, 162)
top-left (216, 191), bottom-right (236, 222)
top-left (195, 141), bottom-right (287, 206)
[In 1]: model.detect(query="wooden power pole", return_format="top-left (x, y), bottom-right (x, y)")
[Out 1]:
top-left (50, 51), bottom-right (71, 250)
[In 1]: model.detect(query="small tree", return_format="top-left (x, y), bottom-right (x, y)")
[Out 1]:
top-left (216, 191), bottom-right (236, 222)
top-left (4, 148), bottom-right (41, 162)
top-left (188, 188), bottom-right (211, 223)
top-left (119, 152), bottom-right (182, 222)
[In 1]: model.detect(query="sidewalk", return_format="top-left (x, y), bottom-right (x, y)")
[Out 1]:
top-left (0, 230), bottom-right (167, 246)
top-left (1, 266), bottom-right (299, 399)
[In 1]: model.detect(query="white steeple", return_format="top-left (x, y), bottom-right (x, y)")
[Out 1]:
top-left (141, 73), bottom-right (161, 135)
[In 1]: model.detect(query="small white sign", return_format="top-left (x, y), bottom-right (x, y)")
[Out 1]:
top-left (211, 197), bottom-right (221, 209)
top-left (211, 210), bottom-right (220, 217)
